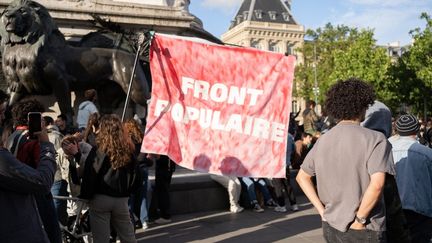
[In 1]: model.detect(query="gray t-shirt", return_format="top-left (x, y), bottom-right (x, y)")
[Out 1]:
top-left (301, 123), bottom-right (395, 232)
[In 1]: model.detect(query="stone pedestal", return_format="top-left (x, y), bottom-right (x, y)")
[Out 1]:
top-left (0, 0), bottom-right (219, 43)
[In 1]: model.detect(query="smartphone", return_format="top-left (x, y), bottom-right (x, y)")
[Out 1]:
top-left (28, 112), bottom-right (42, 135)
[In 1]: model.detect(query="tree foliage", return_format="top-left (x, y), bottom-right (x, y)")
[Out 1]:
top-left (295, 15), bottom-right (432, 116)
top-left (294, 24), bottom-right (391, 106)
top-left (295, 24), bottom-right (352, 101)
top-left (330, 31), bottom-right (392, 102)
top-left (389, 13), bottom-right (432, 115)
top-left (407, 13), bottom-right (432, 89)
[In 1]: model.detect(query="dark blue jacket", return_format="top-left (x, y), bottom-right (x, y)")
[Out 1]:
top-left (0, 142), bottom-right (56, 243)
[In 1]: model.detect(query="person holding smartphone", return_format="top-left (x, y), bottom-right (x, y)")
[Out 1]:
top-left (0, 92), bottom-right (57, 243)
top-left (5, 99), bottom-right (62, 243)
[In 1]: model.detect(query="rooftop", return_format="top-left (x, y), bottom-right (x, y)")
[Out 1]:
top-left (230, 0), bottom-right (297, 29)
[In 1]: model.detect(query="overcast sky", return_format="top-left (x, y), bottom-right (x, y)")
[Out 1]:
top-left (190, 0), bottom-right (432, 45)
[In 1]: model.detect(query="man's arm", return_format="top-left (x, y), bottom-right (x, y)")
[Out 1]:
top-left (296, 169), bottom-right (325, 218)
top-left (351, 172), bottom-right (386, 229)
top-left (0, 142), bottom-right (56, 194)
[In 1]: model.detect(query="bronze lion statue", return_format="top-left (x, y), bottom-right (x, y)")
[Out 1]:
top-left (0, 0), bottom-right (151, 122)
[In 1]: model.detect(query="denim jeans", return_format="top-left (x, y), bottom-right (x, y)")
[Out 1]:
top-left (51, 179), bottom-right (69, 225)
top-left (322, 221), bottom-right (386, 243)
top-left (240, 177), bottom-right (273, 205)
top-left (129, 167), bottom-right (149, 223)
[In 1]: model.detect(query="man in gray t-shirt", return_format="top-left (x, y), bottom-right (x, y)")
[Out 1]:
top-left (296, 78), bottom-right (395, 243)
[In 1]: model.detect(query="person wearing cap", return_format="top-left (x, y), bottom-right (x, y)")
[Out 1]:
top-left (296, 78), bottom-right (395, 242)
top-left (390, 114), bottom-right (432, 243)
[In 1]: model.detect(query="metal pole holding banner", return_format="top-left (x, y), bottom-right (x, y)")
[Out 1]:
top-left (121, 33), bottom-right (146, 122)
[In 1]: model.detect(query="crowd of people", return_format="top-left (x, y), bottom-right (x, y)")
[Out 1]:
top-left (296, 78), bottom-right (432, 243)
top-left (0, 89), bottom-right (173, 243)
top-left (0, 77), bottom-right (431, 243)
top-left (212, 78), bottom-right (431, 243)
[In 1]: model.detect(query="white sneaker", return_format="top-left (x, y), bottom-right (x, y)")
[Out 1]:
top-left (142, 222), bottom-right (149, 230)
top-left (291, 204), bottom-right (299, 211)
top-left (274, 206), bottom-right (287, 212)
top-left (230, 205), bottom-right (244, 213)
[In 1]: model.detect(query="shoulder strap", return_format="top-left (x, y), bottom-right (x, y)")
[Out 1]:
top-left (79, 101), bottom-right (90, 110)
top-left (7, 130), bottom-right (29, 157)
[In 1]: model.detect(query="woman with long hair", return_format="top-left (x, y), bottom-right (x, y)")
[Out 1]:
top-left (80, 114), bottom-right (140, 243)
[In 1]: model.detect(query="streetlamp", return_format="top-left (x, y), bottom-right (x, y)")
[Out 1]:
top-left (312, 42), bottom-right (319, 110)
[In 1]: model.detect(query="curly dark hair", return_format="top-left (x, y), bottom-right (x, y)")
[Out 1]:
top-left (123, 119), bottom-right (144, 145)
top-left (96, 114), bottom-right (133, 170)
top-left (11, 99), bottom-right (45, 126)
top-left (324, 78), bottom-right (375, 120)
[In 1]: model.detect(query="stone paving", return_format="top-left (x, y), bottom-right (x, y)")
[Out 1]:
top-left (135, 196), bottom-right (325, 243)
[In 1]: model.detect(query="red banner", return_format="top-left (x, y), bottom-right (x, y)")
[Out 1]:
top-left (142, 34), bottom-right (295, 178)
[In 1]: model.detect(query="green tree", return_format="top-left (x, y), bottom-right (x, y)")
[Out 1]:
top-left (295, 18), bottom-right (432, 115)
top-left (407, 13), bottom-right (432, 89)
top-left (400, 13), bottom-right (432, 117)
top-left (295, 24), bottom-right (391, 104)
top-left (330, 30), bottom-right (392, 104)
top-left (295, 24), bottom-right (354, 102)
top-left (389, 55), bottom-right (425, 114)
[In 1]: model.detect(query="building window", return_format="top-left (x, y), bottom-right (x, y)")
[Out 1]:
top-left (243, 11), bottom-right (249, 21)
top-left (286, 43), bottom-right (295, 55)
top-left (269, 42), bottom-right (280, 52)
top-left (284, 0), bottom-right (292, 10)
top-left (251, 40), bottom-right (261, 50)
top-left (282, 12), bottom-right (290, 21)
top-left (268, 11), bottom-right (277, 20)
top-left (254, 10), bottom-right (263, 19)
top-left (236, 15), bottom-right (243, 25)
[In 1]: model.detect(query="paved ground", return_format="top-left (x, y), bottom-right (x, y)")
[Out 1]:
top-left (135, 196), bottom-right (325, 243)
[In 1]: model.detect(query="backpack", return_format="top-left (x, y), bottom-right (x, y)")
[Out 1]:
top-left (6, 129), bottom-right (40, 168)
top-left (7, 129), bottom-right (29, 157)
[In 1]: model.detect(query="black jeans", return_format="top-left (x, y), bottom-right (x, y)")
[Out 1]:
top-left (403, 209), bottom-right (432, 243)
top-left (148, 156), bottom-right (175, 220)
top-left (322, 221), bottom-right (386, 243)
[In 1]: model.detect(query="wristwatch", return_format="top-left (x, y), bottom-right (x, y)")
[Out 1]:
top-left (355, 215), bottom-right (367, 225)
